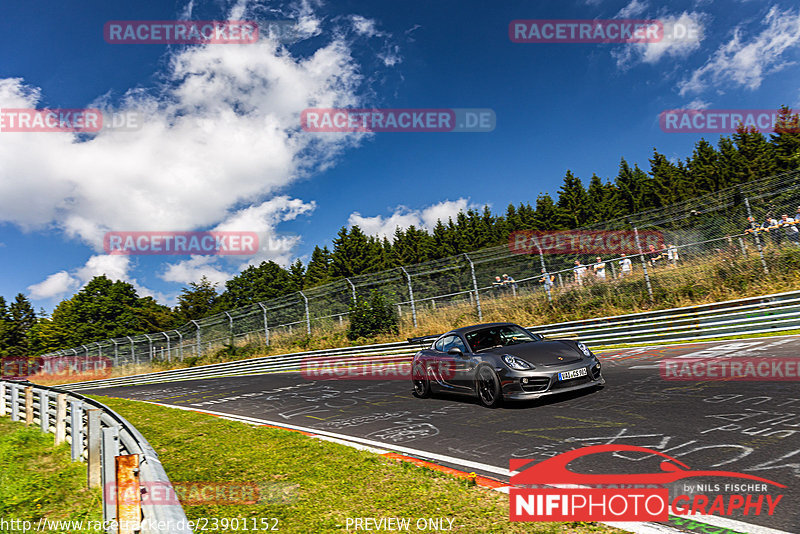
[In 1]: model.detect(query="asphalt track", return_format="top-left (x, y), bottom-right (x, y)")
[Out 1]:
top-left (82, 337), bottom-right (800, 534)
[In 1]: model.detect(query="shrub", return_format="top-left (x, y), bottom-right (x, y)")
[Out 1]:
top-left (347, 291), bottom-right (399, 341)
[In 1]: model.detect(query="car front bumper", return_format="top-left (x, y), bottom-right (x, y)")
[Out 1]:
top-left (500, 359), bottom-right (604, 400)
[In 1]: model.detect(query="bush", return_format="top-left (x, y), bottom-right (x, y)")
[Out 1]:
top-left (347, 291), bottom-right (399, 341)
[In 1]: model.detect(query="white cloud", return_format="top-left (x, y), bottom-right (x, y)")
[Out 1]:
top-left (686, 98), bottom-right (711, 109)
top-left (27, 271), bottom-right (79, 300)
top-left (679, 7), bottom-right (800, 95)
top-left (614, 11), bottom-right (707, 68)
top-left (348, 198), bottom-right (477, 241)
top-left (3, 2), bottom-right (399, 303)
top-left (616, 0), bottom-right (648, 18)
top-left (160, 256), bottom-right (233, 288)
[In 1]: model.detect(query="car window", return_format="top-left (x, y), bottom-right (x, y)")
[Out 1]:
top-left (434, 337), bottom-right (445, 351)
top-left (465, 325), bottom-right (537, 352)
top-left (450, 336), bottom-right (467, 353)
top-left (440, 335), bottom-right (457, 353)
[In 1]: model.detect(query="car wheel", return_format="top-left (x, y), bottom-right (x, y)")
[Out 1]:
top-left (412, 361), bottom-right (431, 398)
top-left (475, 365), bottom-right (502, 408)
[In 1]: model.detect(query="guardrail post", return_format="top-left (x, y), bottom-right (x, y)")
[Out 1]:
top-left (400, 267), bottom-right (418, 328)
top-left (10, 384), bottom-right (19, 421)
top-left (633, 226), bottom-right (655, 304)
top-left (70, 400), bottom-right (84, 461)
top-left (87, 409), bottom-right (102, 488)
top-left (258, 303), bottom-right (270, 346)
top-left (40, 390), bottom-right (50, 433)
top-left (25, 386), bottom-right (34, 426)
top-left (55, 393), bottom-right (67, 445)
top-left (463, 253), bottom-right (482, 321)
top-left (115, 454), bottom-right (141, 534)
top-left (299, 291), bottom-right (311, 335)
top-left (102, 424), bottom-right (120, 522)
top-left (744, 196), bottom-right (769, 274)
top-left (0, 382), bottom-right (6, 416)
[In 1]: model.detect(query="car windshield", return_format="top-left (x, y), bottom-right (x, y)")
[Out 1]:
top-left (465, 325), bottom-right (538, 352)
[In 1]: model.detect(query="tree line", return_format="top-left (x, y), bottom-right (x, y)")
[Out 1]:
top-left (3, 107), bottom-right (799, 356)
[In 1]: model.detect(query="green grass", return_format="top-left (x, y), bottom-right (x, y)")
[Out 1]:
top-left (94, 396), bottom-right (627, 534)
top-left (0, 418), bottom-right (102, 534)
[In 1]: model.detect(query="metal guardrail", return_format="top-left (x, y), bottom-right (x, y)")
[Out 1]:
top-left (54, 289), bottom-right (800, 392)
top-left (0, 380), bottom-right (192, 534)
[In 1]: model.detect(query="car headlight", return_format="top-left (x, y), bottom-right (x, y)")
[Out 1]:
top-left (502, 355), bottom-right (532, 370)
top-left (577, 342), bottom-right (593, 357)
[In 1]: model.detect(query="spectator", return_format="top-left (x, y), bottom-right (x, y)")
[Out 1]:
top-left (539, 268), bottom-right (554, 291)
top-left (667, 244), bottom-right (679, 267)
top-left (573, 260), bottom-right (587, 286)
top-left (648, 244), bottom-right (662, 266)
top-left (745, 216), bottom-right (758, 235)
top-left (492, 275), bottom-right (503, 291)
top-left (619, 253), bottom-right (632, 277)
top-left (763, 216), bottom-right (782, 246)
top-left (502, 273), bottom-right (518, 290)
top-left (593, 256), bottom-right (607, 280)
top-left (781, 214), bottom-right (800, 246)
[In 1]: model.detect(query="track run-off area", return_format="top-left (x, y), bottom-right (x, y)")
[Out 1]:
top-left (81, 336), bottom-right (800, 534)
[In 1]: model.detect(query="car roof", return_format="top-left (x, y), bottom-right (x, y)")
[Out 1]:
top-left (442, 322), bottom-right (520, 337)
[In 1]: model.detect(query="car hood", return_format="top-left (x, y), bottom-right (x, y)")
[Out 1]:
top-left (486, 340), bottom-right (584, 366)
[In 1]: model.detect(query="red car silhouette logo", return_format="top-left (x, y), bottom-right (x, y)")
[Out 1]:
top-left (510, 444), bottom-right (786, 488)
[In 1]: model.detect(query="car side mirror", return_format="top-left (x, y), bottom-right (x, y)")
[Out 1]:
top-left (447, 347), bottom-right (463, 357)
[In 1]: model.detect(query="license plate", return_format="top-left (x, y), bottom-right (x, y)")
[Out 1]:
top-left (558, 367), bottom-right (588, 381)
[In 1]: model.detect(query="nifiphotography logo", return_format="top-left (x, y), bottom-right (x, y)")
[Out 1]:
top-left (509, 444), bottom-right (785, 522)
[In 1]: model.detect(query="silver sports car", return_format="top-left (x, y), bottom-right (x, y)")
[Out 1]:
top-left (410, 322), bottom-right (604, 407)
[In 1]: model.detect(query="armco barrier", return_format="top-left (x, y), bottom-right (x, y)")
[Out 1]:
top-left (0, 381), bottom-right (192, 534)
top-left (54, 289), bottom-right (800, 392)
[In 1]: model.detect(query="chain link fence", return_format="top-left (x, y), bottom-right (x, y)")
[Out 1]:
top-left (37, 169), bottom-right (800, 370)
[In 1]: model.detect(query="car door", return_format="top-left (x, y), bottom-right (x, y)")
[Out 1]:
top-left (448, 335), bottom-right (478, 389)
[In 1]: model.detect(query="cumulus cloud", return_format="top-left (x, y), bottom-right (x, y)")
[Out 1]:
top-left (613, 11), bottom-right (707, 68)
top-left (679, 7), bottom-right (800, 95)
top-left (27, 271), bottom-right (79, 300)
top-left (6, 1), bottom-right (398, 302)
top-left (616, 0), bottom-right (648, 18)
top-left (26, 254), bottom-right (131, 301)
top-left (348, 198), bottom-right (478, 241)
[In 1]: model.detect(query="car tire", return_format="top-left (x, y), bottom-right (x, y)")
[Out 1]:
top-left (412, 361), bottom-right (431, 398)
top-left (475, 365), bottom-right (502, 408)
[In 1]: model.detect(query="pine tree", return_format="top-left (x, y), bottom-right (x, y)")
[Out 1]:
top-left (330, 226), bottom-right (374, 278)
top-left (7, 293), bottom-right (37, 357)
top-left (288, 259), bottom-right (306, 290)
top-left (556, 171), bottom-right (589, 228)
top-left (733, 126), bottom-right (776, 183)
top-left (650, 150), bottom-right (686, 206)
top-left (305, 246), bottom-right (332, 287)
top-left (771, 105), bottom-right (800, 172)
top-left (532, 193), bottom-right (561, 230)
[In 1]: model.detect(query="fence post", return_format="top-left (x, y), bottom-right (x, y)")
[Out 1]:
top-left (633, 226), bottom-right (655, 304)
top-left (463, 253), bottom-right (482, 321)
top-left (258, 303), bottom-right (270, 346)
top-left (176, 330), bottom-right (184, 361)
top-left (87, 409), bottom-right (102, 488)
top-left (536, 246), bottom-right (553, 303)
top-left (191, 320), bottom-right (201, 358)
top-left (163, 331), bottom-right (171, 363)
top-left (25, 386), bottom-right (33, 425)
top-left (225, 311), bottom-right (234, 345)
top-left (144, 334), bottom-right (154, 362)
top-left (400, 267), bottom-right (417, 328)
top-left (10, 384), bottom-right (18, 421)
top-left (744, 197), bottom-right (769, 274)
top-left (299, 291), bottom-right (311, 335)
top-left (111, 339), bottom-right (118, 367)
top-left (101, 424), bottom-right (120, 522)
top-left (0, 382), bottom-right (5, 416)
top-left (345, 278), bottom-right (357, 303)
top-left (55, 394), bottom-right (67, 445)
top-left (70, 400), bottom-right (84, 461)
top-left (127, 337), bottom-right (136, 367)
top-left (40, 391), bottom-right (49, 433)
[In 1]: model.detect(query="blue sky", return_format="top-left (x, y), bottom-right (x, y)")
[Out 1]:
top-left (1, 0), bottom-right (799, 312)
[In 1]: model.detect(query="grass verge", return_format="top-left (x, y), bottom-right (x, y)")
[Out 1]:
top-left (0, 417), bottom-right (102, 534)
top-left (95, 396), bottom-right (627, 534)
